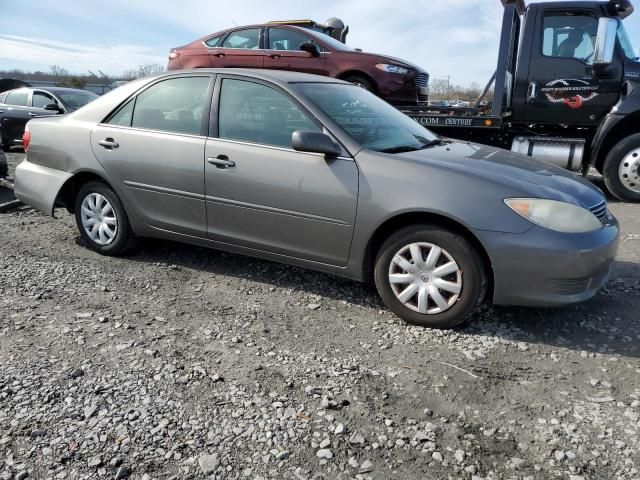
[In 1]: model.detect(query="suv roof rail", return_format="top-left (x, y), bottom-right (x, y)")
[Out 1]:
top-left (500, 0), bottom-right (526, 14)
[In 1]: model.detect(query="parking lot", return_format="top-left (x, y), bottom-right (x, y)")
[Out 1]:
top-left (1, 150), bottom-right (639, 479)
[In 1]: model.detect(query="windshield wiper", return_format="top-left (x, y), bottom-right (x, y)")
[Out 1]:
top-left (418, 138), bottom-right (448, 150)
top-left (379, 145), bottom-right (421, 154)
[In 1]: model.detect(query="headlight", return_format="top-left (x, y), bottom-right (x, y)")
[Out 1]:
top-left (504, 198), bottom-right (602, 233)
top-left (375, 63), bottom-right (410, 75)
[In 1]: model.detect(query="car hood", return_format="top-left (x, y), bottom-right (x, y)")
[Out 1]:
top-left (395, 141), bottom-right (605, 208)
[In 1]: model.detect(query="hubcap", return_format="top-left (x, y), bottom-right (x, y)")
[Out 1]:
top-left (80, 193), bottom-right (117, 246)
top-left (388, 242), bottom-right (462, 315)
top-left (619, 148), bottom-right (640, 194)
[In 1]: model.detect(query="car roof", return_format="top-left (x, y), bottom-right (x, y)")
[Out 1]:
top-left (154, 68), bottom-right (350, 87)
top-left (1, 86), bottom-right (95, 95)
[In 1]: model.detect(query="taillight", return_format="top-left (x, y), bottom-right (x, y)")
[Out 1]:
top-left (22, 124), bottom-right (31, 151)
top-left (169, 51), bottom-right (180, 60)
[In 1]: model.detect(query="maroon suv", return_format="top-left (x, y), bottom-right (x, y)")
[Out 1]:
top-left (168, 24), bottom-right (429, 105)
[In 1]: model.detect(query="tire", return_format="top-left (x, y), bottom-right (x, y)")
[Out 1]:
top-left (0, 129), bottom-right (10, 152)
top-left (0, 148), bottom-right (7, 178)
top-left (602, 133), bottom-right (640, 203)
top-left (74, 181), bottom-right (133, 255)
top-left (343, 74), bottom-right (374, 93)
top-left (374, 224), bottom-right (487, 329)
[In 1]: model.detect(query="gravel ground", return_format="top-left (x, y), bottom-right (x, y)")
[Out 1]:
top-left (1, 151), bottom-right (639, 480)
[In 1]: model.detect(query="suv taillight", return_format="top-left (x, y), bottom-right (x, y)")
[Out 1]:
top-left (22, 124), bottom-right (31, 151)
top-left (169, 51), bottom-right (180, 60)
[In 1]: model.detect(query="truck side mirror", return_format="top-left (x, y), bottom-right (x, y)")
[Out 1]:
top-left (593, 17), bottom-right (618, 75)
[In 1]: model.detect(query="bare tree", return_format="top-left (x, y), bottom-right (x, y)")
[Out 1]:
top-left (50, 65), bottom-right (69, 78)
top-left (122, 64), bottom-right (166, 80)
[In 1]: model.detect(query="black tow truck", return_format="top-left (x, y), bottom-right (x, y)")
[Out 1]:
top-left (400, 0), bottom-right (640, 202)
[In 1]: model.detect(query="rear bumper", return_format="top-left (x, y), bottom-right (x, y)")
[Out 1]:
top-left (474, 220), bottom-right (620, 307)
top-left (14, 159), bottom-right (72, 216)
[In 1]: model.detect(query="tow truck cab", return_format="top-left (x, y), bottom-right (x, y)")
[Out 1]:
top-left (405, 0), bottom-right (640, 202)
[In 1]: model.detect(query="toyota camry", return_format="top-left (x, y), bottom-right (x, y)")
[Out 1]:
top-left (14, 69), bottom-right (619, 329)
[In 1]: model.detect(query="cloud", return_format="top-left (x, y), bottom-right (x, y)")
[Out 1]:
top-left (0, 34), bottom-right (166, 75)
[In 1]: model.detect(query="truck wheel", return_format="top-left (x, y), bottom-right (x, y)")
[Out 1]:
top-left (374, 224), bottom-right (487, 329)
top-left (74, 181), bottom-right (134, 255)
top-left (344, 75), bottom-right (374, 93)
top-left (603, 133), bottom-right (640, 202)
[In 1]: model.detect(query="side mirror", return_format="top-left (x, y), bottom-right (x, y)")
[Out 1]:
top-left (300, 42), bottom-right (320, 57)
top-left (44, 103), bottom-right (63, 113)
top-left (292, 130), bottom-right (341, 157)
top-left (593, 17), bottom-right (617, 75)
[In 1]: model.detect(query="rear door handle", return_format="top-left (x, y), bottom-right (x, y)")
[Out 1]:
top-left (269, 54), bottom-right (281, 59)
top-left (207, 155), bottom-right (235, 168)
top-left (28, 112), bottom-right (39, 116)
top-left (98, 138), bottom-right (119, 149)
top-left (214, 53), bottom-right (225, 58)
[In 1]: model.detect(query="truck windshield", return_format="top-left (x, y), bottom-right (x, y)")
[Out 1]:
top-left (297, 83), bottom-right (438, 153)
top-left (618, 20), bottom-right (638, 60)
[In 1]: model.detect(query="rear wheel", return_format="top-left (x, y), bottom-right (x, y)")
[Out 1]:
top-left (374, 225), bottom-right (487, 329)
top-left (343, 74), bottom-right (374, 93)
top-left (602, 133), bottom-right (640, 203)
top-left (74, 181), bottom-right (133, 255)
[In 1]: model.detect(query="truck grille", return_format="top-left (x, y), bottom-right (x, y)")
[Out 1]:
top-left (588, 200), bottom-right (607, 222)
top-left (415, 73), bottom-right (429, 88)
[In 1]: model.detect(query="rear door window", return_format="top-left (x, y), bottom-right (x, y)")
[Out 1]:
top-left (204, 35), bottom-right (224, 47)
top-left (217, 78), bottom-right (320, 148)
top-left (129, 76), bottom-right (211, 135)
top-left (5, 90), bottom-right (29, 107)
top-left (221, 29), bottom-right (261, 49)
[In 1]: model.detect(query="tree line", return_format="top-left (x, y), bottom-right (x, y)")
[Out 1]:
top-left (0, 64), bottom-right (167, 88)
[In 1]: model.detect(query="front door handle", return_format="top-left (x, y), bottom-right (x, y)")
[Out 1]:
top-left (98, 138), bottom-right (119, 149)
top-left (527, 81), bottom-right (538, 103)
top-left (207, 155), bottom-right (235, 168)
top-left (214, 53), bottom-right (225, 58)
top-left (269, 54), bottom-right (281, 59)
top-left (28, 112), bottom-right (39, 116)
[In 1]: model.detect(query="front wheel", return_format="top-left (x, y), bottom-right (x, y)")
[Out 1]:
top-left (602, 133), bottom-right (640, 203)
top-left (343, 74), bottom-right (374, 93)
top-left (74, 181), bottom-right (133, 255)
top-left (374, 225), bottom-right (487, 329)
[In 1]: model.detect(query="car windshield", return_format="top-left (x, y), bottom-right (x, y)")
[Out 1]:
top-left (55, 90), bottom-right (99, 110)
top-left (617, 20), bottom-right (638, 60)
top-left (297, 83), bottom-right (438, 153)
top-left (307, 30), bottom-right (354, 52)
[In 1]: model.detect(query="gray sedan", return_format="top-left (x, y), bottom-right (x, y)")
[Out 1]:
top-left (14, 69), bottom-right (619, 328)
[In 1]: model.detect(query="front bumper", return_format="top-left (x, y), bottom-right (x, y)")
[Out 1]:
top-left (379, 72), bottom-right (429, 106)
top-left (14, 159), bottom-right (72, 216)
top-left (474, 219), bottom-right (620, 307)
